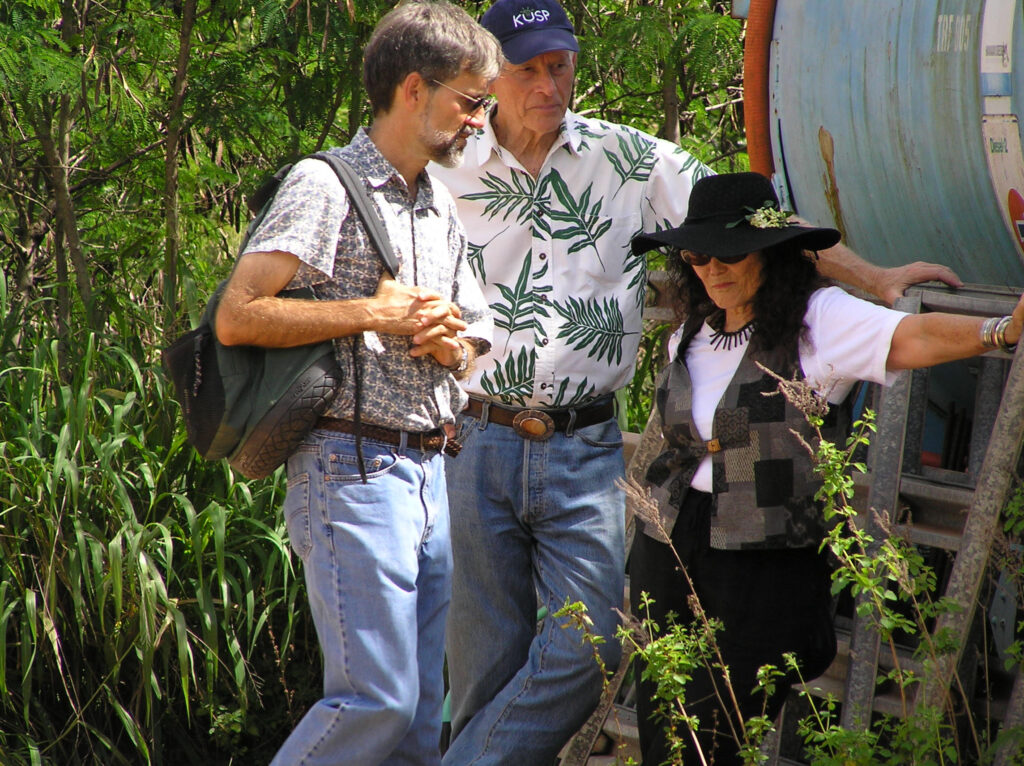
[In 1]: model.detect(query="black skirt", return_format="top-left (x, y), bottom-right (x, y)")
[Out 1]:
top-left (629, 489), bottom-right (837, 766)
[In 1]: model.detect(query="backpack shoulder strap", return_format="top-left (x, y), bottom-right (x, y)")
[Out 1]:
top-left (311, 151), bottom-right (400, 278)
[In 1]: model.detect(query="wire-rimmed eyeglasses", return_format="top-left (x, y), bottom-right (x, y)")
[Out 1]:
top-left (430, 79), bottom-right (497, 116)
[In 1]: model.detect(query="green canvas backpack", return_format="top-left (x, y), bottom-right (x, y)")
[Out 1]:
top-left (162, 152), bottom-right (398, 479)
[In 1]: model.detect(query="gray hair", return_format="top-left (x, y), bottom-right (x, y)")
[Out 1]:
top-left (363, 1), bottom-right (504, 115)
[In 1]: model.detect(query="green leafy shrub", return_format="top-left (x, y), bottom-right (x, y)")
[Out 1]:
top-left (0, 298), bottom-right (321, 764)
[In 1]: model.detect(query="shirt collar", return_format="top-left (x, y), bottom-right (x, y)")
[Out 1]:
top-left (341, 128), bottom-right (437, 212)
top-left (475, 107), bottom-right (585, 166)
top-left (558, 110), bottom-right (587, 157)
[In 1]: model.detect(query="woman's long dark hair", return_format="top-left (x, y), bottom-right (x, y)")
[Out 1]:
top-left (666, 240), bottom-right (829, 353)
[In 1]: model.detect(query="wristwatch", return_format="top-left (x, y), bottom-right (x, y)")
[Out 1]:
top-left (448, 342), bottom-right (469, 373)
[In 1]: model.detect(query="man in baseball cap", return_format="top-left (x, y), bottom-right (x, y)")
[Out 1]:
top-left (432, 2), bottom-right (700, 763)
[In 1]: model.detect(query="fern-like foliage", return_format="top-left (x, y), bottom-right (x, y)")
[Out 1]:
top-left (467, 226), bottom-right (510, 284)
top-left (460, 169), bottom-right (537, 225)
top-left (540, 169), bottom-right (613, 268)
top-left (480, 345), bottom-right (536, 405)
top-left (680, 10), bottom-right (742, 86)
top-left (552, 294), bottom-right (635, 366)
top-left (605, 129), bottom-right (657, 194)
top-left (491, 253), bottom-right (551, 348)
top-left (256, 0), bottom-right (288, 43)
top-left (571, 1), bottom-right (745, 172)
top-left (551, 376), bottom-right (597, 408)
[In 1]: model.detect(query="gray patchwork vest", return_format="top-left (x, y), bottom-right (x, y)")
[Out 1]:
top-left (645, 315), bottom-right (846, 550)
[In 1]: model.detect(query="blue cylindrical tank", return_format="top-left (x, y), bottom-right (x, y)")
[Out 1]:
top-left (758, 0), bottom-right (1024, 286)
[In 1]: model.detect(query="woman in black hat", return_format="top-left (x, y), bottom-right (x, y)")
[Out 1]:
top-left (628, 171), bottom-right (1024, 765)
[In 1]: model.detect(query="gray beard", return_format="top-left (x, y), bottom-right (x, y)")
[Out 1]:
top-left (425, 126), bottom-right (472, 168)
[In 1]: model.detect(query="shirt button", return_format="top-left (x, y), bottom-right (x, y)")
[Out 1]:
top-left (541, 338), bottom-right (549, 346)
top-left (538, 253), bottom-right (547, 260)
top-left (540, 383), bottom-right (548, 390)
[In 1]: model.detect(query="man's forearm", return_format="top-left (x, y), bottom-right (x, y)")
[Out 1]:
top-left (813, 241), bottom-right (963, 307)
top-left (217, 294), bottom-right (379, 348)
top-left (216, 251), bottom-right (457, 348)
top-left (814, 240), bottom-right (882, 294)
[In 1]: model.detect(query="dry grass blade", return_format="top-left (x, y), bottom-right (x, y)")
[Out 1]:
top-left (616, 475), bottom-right (672, 544)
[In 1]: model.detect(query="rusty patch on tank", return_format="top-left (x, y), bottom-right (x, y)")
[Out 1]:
top-left (818, 127), bottom-right (848, 242)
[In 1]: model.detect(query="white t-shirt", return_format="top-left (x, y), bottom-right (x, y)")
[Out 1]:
top-left (668, 287), bottom-right (907, 491)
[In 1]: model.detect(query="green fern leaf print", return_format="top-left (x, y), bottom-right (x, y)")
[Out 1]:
top-left (467, 227), bottom-right (509, 283)
top-left (543, 171), bottom-right (613, 268)
top-left (460, 170), bottom-right (536, 224)
top-left (551, 376), bottom-right (597, 408)
top-left (624, 242), bottom-right (648, 308)
top-left (480, 346), bottom-right (536, 405)
top-left (676, 148), bottom-right (714, 181)
top-left (492, 253), bottom-right (550, 347)
top-left (604, 132), bottom-right (657, 194)
top-left (552, 295), bottom-right (636, 366)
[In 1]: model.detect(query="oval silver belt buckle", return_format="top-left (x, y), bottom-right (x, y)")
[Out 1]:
top-left (512, 409), bottom-right (555, 441)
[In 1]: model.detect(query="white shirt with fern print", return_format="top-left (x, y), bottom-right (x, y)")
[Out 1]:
top-left (430, 109), bottom-right (711, 408)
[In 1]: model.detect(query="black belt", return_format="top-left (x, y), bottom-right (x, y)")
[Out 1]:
top-left (464, 396), bottom-right (615, 441)
top-left (316, 417), bottom-right (458, 455)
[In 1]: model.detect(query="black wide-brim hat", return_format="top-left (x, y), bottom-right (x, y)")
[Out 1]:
top-left (631, 172), bottom-right (841, 259)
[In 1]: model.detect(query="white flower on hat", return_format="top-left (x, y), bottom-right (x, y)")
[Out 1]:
top-left (727, 200), bottom-right (794, 230)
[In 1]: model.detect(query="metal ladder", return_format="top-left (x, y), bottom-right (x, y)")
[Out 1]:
top-left (563, 283), bottom-right (1024, 765)
top-left (804, 284), bottom-right (1024, 765)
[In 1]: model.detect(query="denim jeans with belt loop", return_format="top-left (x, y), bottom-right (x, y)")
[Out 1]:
top-left (271, 428), bottom-right (451, 766)
top-left (442, 407), bottom-right (625, 765)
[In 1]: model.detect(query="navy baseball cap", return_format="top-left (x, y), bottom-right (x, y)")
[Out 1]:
top-left (480, 0), bottom-right (579, 65)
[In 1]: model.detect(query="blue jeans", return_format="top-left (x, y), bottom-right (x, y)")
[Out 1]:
top-left (442, 412), bottom-right (625, 765)
top-left (271, 429), bottom-right (452, 766)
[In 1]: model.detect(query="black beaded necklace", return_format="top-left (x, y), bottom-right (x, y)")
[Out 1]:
top-left (707, 311), bottom-right (756, 351)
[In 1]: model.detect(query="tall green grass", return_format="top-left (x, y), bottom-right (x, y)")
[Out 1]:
top-left (0, 294), bottom-right (320, 763)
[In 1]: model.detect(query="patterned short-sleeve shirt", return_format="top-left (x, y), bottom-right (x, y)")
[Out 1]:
top-left (431, 109), bottom-right (712, 408)
top-left (243, 129), bottom-right (493, 432)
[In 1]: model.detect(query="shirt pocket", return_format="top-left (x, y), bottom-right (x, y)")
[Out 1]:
top-left (548, 213), bottom-right (642, 287)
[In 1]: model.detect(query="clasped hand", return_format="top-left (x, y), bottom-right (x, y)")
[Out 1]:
top-left (374, 275), bottom-right (466, 367)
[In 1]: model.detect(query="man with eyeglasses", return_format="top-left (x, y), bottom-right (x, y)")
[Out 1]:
top-left (431, 78), bottom-right (498, 118)
top-left (215, 3), bottom-right (502, 764)
top-left (430, 0), bottom-right (961, 763)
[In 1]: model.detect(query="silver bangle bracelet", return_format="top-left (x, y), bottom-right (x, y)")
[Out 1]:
top-left (994, 315), bottom-right (1018, 354)
top-left (980, 316), bottom-right (1000, 349)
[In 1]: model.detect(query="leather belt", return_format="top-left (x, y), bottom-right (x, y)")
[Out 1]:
top-left (315, 417), bottom-right (458, 455)
top-left (464, 396), bottom-right (615, 441)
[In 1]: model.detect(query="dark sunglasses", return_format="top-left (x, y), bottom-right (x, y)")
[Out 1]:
top-left (673, 249), bottom-right (751, 267)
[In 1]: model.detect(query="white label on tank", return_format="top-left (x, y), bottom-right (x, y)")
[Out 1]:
top-left (936, 14), bottom-right (972, 53)
top-left (980, 0), bottom-right (1016, 115)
